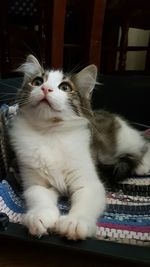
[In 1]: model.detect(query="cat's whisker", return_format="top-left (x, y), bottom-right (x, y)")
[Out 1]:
top-left (18, 97), bottom-right (40, 105)
top-left (15, 95), bottom-right (33, 104)
top-left (0, 92), bottom-right (18, 95)
top-left (67, 62), bottom-right (86, 76)
top-left (17, 101), bottom-right (29, 107)
top-left (95, 81), bottom-right (103, 86)
top-left (0, 81), bottom-right (21, 91)
top-left (10, 55), bottom-right (28, 63)
top-left (75, 105), bottom-right (104, 136)
top-left (0, 97), bottom-right (17, 102)
top-left (132, 122), bottom-right (150, 129)
top-left (21, 41), bottom-right (45, 69)
top-left (93, 85), bottom-right (103, 92)
top-left (80, 105), bottom-right (93, 113)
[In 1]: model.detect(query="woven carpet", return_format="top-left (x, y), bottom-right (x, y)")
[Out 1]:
top-left (0, 174), bottom-right (150, 246)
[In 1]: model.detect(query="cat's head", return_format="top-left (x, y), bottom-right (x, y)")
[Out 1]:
top-left (17, 55), bottom-right (97, 122)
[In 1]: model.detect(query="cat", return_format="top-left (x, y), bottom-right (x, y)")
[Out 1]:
top-left (9, 55), bottom-right (106, 240)
top-left (8, 54), bottom-right (150, 239)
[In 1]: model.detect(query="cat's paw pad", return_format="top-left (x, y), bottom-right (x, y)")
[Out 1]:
top-left (23, 208), bottom-right (59, 236)
top-left (55, 215), bottom-right (96, 240)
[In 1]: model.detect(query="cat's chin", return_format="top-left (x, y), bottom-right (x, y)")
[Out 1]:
top-left (26, 102), bottom-right (63, 123)
top-left (37, 99), bottom-right (61, 113)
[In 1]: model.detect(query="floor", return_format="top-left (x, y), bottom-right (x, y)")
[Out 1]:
top-left (0, 237), bottom-right (148, 267)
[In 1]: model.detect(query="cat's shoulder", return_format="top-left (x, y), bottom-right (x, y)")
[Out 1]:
top-left (93, 109), bottom-right (120, 131)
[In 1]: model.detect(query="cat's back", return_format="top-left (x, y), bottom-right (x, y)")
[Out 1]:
top-left (90, 110), bottom-right (121, 162)
top-left (93, 110), bottom-right (119, 133)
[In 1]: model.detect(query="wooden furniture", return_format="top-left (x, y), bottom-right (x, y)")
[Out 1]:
top-left (63, 0), bottom-right (106, 71)
top-left (44, 0), bottom-right (67, 69)
top-left (0, 0), bottom-right (66, 77)
top-left (43, 0), bottom-right (106, 70)
top-left (88, 0), bottom-right (106, 68)
top-left (0, 0), bottom-right (106, 77)
top-left (101, 0), bottom-right (150, 73)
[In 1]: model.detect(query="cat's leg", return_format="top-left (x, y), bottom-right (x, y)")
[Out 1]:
top-left (23, 185), bottom-right (59, 236)
top-left (56, 165), bottom-right (106, 240)
top-left (115, 118), bottom-right (150, 176)
top-left (135, 144), bottom-right (150, 175)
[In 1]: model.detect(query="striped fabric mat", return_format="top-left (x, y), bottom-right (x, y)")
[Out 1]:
top-left (96, 176), bottom-right (150, 245)
top-left (0, 175), bottom-right (150, 246)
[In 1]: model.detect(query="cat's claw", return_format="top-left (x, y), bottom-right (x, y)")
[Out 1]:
top-left (55, 215), bottom-right (96, 240)
top-left (23, 207), bottom-right (59, 236)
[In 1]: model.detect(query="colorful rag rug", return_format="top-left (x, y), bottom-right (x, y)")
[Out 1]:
top-left (0, 176), bottom-right (150, 246)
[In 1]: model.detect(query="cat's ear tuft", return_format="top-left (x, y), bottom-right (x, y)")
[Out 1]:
top-left (73, 65), bottom-right (97, 98)
top-left (26, 54), bottom-right (41, 67)
top-left (16, 54), bottom-right (43, 80)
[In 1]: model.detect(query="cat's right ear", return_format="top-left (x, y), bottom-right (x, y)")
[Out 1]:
top-left (73, 65), bottom-right (97, 99)
top-left (17, 54), bottom-right (43, 79)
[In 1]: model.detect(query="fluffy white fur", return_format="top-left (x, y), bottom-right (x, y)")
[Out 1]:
top-left (116, 117), bottom-right (150, 175)
top-left (10, 60), bottom-right (106, 240)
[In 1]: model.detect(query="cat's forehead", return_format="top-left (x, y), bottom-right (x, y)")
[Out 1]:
top-left (46, 70), bottom-right (64, 84)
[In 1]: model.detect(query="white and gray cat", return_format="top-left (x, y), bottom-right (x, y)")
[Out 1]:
top-left (9, 55), bottom-right (150, 239)
top-left (9, 55), bottom-right (106, 240)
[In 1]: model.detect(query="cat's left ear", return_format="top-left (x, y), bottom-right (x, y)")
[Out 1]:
top-left (17, 54), bottom-right (43, 79)
top-left (26, 54), bottom-right (41, 67)
top-left (73, 65), bottom-right (97, 98)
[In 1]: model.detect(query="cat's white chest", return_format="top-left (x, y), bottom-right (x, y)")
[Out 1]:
top-left (11, 117), bottom-right (90, 192)
top-left (29, 131), bottom-right (69, 192)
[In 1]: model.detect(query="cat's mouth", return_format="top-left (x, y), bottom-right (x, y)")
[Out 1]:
top-left (38, 98), bottom-right (60, 112)
top-left (40, 99), bottom-right (50, 105)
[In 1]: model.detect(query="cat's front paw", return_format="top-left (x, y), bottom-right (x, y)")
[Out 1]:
top-left (55, 215), bottom-right (96, 240)
top-left (23, 207), bottom-right (59, 236)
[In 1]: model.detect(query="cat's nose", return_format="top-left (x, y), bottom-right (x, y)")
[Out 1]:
top-left (41, 86), bottom-right (53, 95)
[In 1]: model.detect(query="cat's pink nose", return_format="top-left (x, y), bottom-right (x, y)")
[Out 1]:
top-left (41, 86), bottom-right (53, 95)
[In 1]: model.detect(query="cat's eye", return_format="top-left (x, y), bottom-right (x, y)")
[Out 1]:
top-left (31, 77), bottom-right (44, 86)
top-left (59, 82), bottom-right (72, 92)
